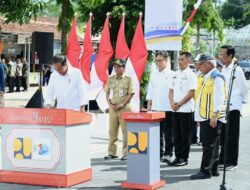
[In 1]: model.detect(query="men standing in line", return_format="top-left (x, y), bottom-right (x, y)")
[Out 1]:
top-left (168, 52), bottom-right (197, 166)
top-left (45, 54), bottom-right (88, 112)
top-left (104, 58), bottom-right (134, 161)
top-left (218, 45), bottom-right (248, 170)
top-left (146, 51), bottom-right (175, 163)
top-left (191, 54), bottom-right (226, 180)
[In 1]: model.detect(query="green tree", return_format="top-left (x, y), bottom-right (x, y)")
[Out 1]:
top-left (182, 26), bottom-right (196, 52)
top-left (41, 0), bottom-right (61, 17)
top-left (77, 0), bottom-right (144, 47)
top-left (184, 0), bottom-right (224, 54)
top-left (40, 0), bottom-right (104, 53)
top-left (0, 0), bottom-right (44, 24)
top-left (50, 0), bottom-right (75, 53)
top-left (221, 0), bottom-right (250, 28)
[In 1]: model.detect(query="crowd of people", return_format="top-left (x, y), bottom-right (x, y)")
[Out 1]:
top-left (0, 55), bottom-right (29, 93)
top-left (102, 45), bottom-right (248, 180)
top-left (43, 46), bottom-right (248, 180)
top-left (2, 45), bottom-right (248, 181)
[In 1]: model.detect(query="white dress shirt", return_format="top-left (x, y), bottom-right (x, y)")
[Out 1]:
top-left (222, 62), bottom-right (248, 111)
top-left (46, 66), bottom-right (88, 111)
top-left (170, 67), bottom-right (197, 113)
top-left (195, 68), bottom-right (225, 123)
top-left (146, 67), bottom-right (175, 111)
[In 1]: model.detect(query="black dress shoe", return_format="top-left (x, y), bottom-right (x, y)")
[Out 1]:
top-left (190, 171), bottom-right (211, 180)
top-left (168, 158), bottom-right (179, 166)
top-left (120, 156), bottom-right (127, 161)
top-left (104, 155), bottom-right (118, 160)
top-left (175, 158), bottom-right (188, 166)
top-left (212, 171), bottom-right (220, 177)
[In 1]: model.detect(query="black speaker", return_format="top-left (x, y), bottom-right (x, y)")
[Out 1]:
top-left (32, 32), bottom-right (54, 65)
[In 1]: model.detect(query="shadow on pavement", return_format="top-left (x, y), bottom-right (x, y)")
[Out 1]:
top-left (76, 186), bottom-right (121, 190)
top-left (91, 158), bottom-right (127, 167)
top-left (0, 183), bottom-right (51, 190)
top-left (161, 168), bottom-right (198, 184)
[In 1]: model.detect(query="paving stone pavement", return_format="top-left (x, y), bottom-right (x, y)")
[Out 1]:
top-left (0, 81), bottom-right (250, 190)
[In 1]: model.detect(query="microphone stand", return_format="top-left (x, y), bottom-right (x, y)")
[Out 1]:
top-left (220, 62), bottom-right (238, 190)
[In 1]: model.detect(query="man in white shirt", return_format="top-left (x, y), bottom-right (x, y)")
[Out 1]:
top-left (46, 54), bottom-right (88, 112)
top-left (191, 54), bottom-right (226, 180)
top-left (146, 51), bottom-right (175, 163)
top-left (168, 52), bottom-right (197, 166)
top-left (218, 45), bottom-right (248, 171)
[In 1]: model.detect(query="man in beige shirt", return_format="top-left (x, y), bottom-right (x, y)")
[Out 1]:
top-left (104, 58), bottom-right (135, 161)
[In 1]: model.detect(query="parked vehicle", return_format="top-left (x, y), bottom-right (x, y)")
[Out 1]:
top-left (238, 61), bottom-right (250, 80)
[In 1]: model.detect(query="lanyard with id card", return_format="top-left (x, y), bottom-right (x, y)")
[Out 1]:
top-left (109, 89), bottom-right (114, 99)
top-left (118, 82), bottom-right (124, 97)
top-left (119, 89), bottom-right (124, 97)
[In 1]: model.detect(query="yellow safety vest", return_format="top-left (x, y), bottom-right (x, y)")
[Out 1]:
top-left (195, 73), bottom-right (204, 101)
top-left (197, 70), bottom-right (226, 120)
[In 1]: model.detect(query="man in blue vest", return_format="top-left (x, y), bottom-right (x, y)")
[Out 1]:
top-left (191, 54), bottom-right (226, 180)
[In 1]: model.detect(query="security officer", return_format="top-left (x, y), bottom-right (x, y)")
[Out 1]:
top-left (191, 54), bottom-right (226, 180)
top-left (104, 58), bottom-right (135, 161)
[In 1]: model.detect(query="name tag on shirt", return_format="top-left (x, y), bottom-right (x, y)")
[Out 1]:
top-left (109, 89), bottom-right (114, 99)
top-left (119, 89), bottom-right (124, 97)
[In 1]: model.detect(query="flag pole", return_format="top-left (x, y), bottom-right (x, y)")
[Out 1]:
top-left (87, 12), bottom-right (93, 113)
top-left (181, 0), bottom-right (203, 36)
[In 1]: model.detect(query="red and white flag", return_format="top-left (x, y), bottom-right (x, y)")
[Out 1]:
top-left (181, 0), bottom-right (203, 35)
top-left (97, 14), bottom-right (130, 111)
top-left (89, 14), bottom-right (114, 101)
top-left (79, 14), bottom-right (94, 84)
top-left (115, 14), bottom-right (130, 60)
top-left (66, 17), bottom-right (81, 68)
top-left (110, 14), bottom-right (130, 76)
top-left (126, 13), bottom-right (148, 112)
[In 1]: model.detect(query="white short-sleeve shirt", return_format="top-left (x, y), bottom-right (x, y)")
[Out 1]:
top-left (146, 68), bottom-right (175, 111)
top-left (170, 67), bottom-right (197, 113)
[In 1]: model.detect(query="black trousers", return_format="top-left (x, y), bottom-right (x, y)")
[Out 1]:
top-left (200, 120), bottom-right (222, 174)
top-left (219, 110), bottom-right (240, 166)
top-left (22, 76), bottom-right (28, 90)
top-left (172, 112), bottom-right (193, 161)
top-left (16, 76), bottom-right (21, 91)
top-left (8, 77), bottom-right (15, 92)
top-left (160, 111), bottom-right (173, 157)
top-left (191, 122), bottom-right (198, 143)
